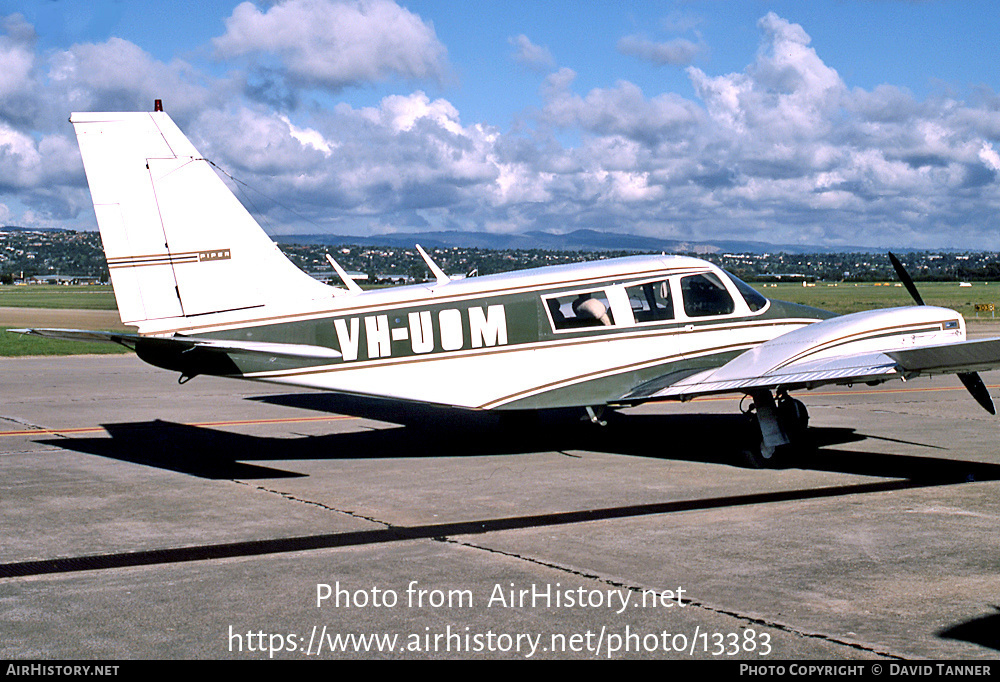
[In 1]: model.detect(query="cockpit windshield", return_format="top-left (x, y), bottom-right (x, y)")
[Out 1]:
top-left (724, 271), bottom-right (769, 312)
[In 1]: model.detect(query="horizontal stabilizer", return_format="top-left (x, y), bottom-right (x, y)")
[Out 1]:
top-left (8, 328), bottom-right (340, 360)
top-left (8, 328), bottom-right (134, 345)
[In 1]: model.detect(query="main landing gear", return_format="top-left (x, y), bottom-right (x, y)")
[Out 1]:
top-left (742, 389), bottom-right (810, 468)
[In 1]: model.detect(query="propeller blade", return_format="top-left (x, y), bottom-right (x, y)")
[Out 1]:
top-left (888, 252), bottom-right (925, 306)
top-left (958, 372), bottom-right (996, 415)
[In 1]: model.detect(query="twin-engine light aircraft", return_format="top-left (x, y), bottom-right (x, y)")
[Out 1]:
top-left (15, 110), bottom-right (1000, 467)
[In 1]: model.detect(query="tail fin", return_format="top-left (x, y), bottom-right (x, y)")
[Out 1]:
top-left (71, 111), bottom-right (331, 325)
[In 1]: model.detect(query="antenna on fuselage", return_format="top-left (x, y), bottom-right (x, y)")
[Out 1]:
top-left (325, 253), bottom-right (363, 295)
top-left (415, 244), bottom-right (450, 286)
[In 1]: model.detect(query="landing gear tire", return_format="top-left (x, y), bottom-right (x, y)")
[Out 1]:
top-left (777, 396), bottom-right (809, 439)
top-left (741, 396), bottom-right (810, 469)
top-left (743, 413), bottom-right (787, 469)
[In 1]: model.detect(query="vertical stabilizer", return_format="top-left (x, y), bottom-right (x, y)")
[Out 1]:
top-left (71, 111), bottom-right (331, 325)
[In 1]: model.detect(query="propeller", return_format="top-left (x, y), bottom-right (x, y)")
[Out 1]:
top-left (958, 372), bottom-right (996, 415)
top-left (888, 252), bottom-right (924, 305)
top-left (888, 252), bottom-right (995, 414)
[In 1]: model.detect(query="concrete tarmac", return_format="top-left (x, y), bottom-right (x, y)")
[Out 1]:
top-left (2, 354), bottom-right (999, 660)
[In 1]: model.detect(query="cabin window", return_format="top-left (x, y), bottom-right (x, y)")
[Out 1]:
top-left (680, 273), bottom-right (735, 317)
top-left (625, 280), bottom-right (674, 322)
top-left (544, 290), bottom-right (616, 330)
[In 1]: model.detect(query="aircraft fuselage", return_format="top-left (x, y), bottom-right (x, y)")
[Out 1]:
top-left (134, 254), bottom-right (831, 410)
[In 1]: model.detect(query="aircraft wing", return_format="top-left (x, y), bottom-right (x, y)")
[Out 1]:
top-left (8, 329), bottom-right (341, 361)
top-left (621, 351), bottom-right (901, 401)
top-left (618, 307), bottom-right (1000, 404)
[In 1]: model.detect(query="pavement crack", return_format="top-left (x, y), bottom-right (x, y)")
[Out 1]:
top-left (0, 415), bottom-right (46, 430)
top-left (438, 536), bottom-right (904, 660)
top-left (235, 481), bottom-right (393, 529)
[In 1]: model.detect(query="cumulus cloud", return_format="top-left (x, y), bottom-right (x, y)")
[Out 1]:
top-left (617, 10), bottom-right (706, 68)
top-left (48, 38), bottom-right (211, 125)
top-left (688, 12), bottom-right (844, 139)
top-left (213, 0), bottom-right (448, 95)
top-left (176, 92), bottom-right (506, 233)
top-left (2, 8), bottom-right (1000, 249)
top-left (323, 92), bottom-right (502, 213)
top-left (540, 68), bottom-right (702, 144)
top-left (0, 14), bottom-right (34, 94)
top-left (617, 35), bottom-right (704, 66)
top-left (979, 142), bottom-right (1000, 173)
top-left (0, 122), bottom-right (44, 190)
top-left (0, 14), bottom-right (38, 125)
top-left (519, 11), bottom-right (1000, 247)
top-left (0, 15), bottom-right (217, 224)
top-left (0, 119), bottom-right (89, 220)
top-left (281, 115), bottom-right (334, 156)
top-left (509, 34), bottom-right (555, 71)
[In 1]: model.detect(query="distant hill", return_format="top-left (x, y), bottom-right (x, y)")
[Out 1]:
top-left (278, 229), bottom-right (881, 254)
top-left (0, 224), bottom-right (890, 254)
top-left (1, 225), bottom-right (71, 233)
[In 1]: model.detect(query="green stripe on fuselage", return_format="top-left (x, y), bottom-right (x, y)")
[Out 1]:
top-left (171, 283), bottom-right (833, 384)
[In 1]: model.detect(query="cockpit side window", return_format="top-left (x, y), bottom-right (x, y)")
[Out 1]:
top-left (544, 290), bottom-right (615, 330)
top-left (625, 280), bottom-right (674, 322)
top-left (680, 273), bottom-right (735, 317)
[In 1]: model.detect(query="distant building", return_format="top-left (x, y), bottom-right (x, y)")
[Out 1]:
top-left (755, 273), bottom-right (816, 283)
top-left (24, 275), bottom-right (101, 285)
top-left (309, 270), bottom-right (369, 285)
top-left (374, 273), bottom-right (415, 284)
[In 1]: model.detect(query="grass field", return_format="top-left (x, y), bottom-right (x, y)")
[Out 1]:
top-left (0, 328), bottom-right (129, 356)
top-left (4, 281), bottom-right (999, 315)
top-left (0, 284), bottom-right (117, 309)
top-left (762, 281), bottom-right (1000, 318)
top-left (1, 280), bottom-right (998, 356)
top-left (0, 285), bottom-right (123, 355)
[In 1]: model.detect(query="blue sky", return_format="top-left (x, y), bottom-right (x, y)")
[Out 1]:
top-left (3, 0), bottom-right (1000, 249)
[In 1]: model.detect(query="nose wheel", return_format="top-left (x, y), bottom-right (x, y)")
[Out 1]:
top-left (742, 390), bottom-right (809, 468)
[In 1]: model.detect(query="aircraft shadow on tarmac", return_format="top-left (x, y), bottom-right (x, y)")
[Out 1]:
top-left (37, 391), bottom-right (1000, 488)
top-left (939, 606), bottom-right (1000, 651)
top-left (17, 393), bottom-right (1000, 597)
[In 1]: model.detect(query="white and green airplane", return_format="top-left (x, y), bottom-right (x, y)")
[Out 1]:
top-left (16, 110), bottom-right (1000, 467)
